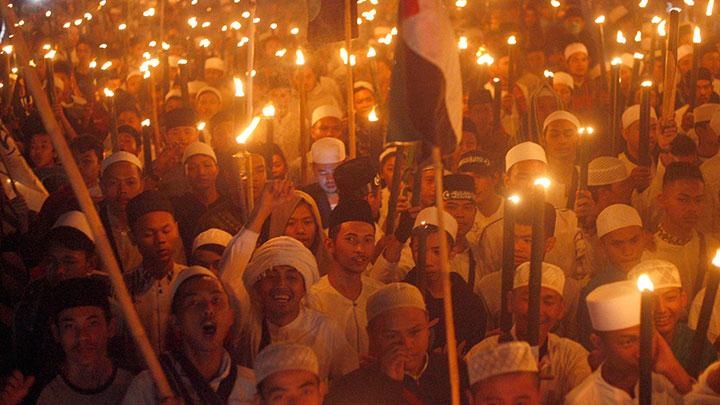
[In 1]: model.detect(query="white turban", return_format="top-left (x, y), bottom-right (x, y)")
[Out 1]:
top-left (243, 236), bottom-right (319, 293)
top-left (254, 343), bottom-right (319, 383)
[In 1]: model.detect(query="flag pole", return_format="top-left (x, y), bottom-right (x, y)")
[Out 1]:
top-left (431, 145), bottom-right (461, 405)
top-left (344, 0), bottom-right (357, 158)
top-left (246, 0), bottom-right (257, 120)
top-left (0, 3), bottom-right (174, 400)
top-left (385, 145), bottom-right (406, 236)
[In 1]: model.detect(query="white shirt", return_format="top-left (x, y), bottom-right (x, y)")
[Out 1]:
top-left (306, 275), bottom-right (384, 357)
top-left (565, 364), bottom-right (682, 405)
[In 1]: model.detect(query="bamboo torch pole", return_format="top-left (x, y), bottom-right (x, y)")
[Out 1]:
top-left (344, 0), bottom-right (357, 158)
top-left (0, 2), bottom-right (174, 400)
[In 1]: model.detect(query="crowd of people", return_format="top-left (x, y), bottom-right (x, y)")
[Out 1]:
top-left (2, 0), bottom-right (720, 403)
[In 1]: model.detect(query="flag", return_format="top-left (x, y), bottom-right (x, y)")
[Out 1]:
top-left (306, 0), bottom-right (358, 47)
top-left (386, 0), bottom-right (462, 156)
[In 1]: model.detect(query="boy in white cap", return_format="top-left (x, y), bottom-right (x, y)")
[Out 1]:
top-left (627, 260), bottom-right (716, 376)
top-left (540, 110), bottom-right (581, 209)
top-left (306, 199), bottom-right (383, 358)
top-left (310, 104), bottom-right (344, 142)
top-left (465, 341), bottom-right (540, 405)
top-left (577, 204), bottom-right (647, 348)
top-left (202, 57), bottom-right (233, 102)
top-left (566, 280), bottom-right (693, 403)
top-left (300, 137), bottom-right (347, 227)
top-left (253, 343), bottom-right (326, 404)
top-left (562, 42), bottom-right (609, 137)
top-left (195, 86), bottom-right (223, 122)
top-left (190, 228), bottom-right (233, 273)
top-left (574, 156), bottom-right (632, 232)
top-left (122, 266), bottom-right (255, 404)
top-left (326, 283), bottom-right (459, 404)
top-left (473, 262), bottom-right (590, 404)
top-left (242, 236), bottom-right (358, 381)
top-left (403, 206), bottom-right (488, 353)
top-left (643, 162), bottom-right (718, 300)
top-left (553, 71), bottom-right (574, 107)
top-left (98, 151), bottom-right (144, 272)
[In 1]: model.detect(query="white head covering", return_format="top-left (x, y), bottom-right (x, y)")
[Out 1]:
top-left (466, 341), bottom-right (538, 386)
top-left (552, 71), bottom-right (574, 88)
top-left (195, 86), bottom-right (222, 102)
top-left (627, 259), bottom-right (682, 290)
top-left (165, 88), bottom-right (182, 102)
top-left (254, 343), bottom-right (319, 383)
top-left (353, 81), bottom-right (375, 93)
top-left (596, 204), bottom-right (642, 238)
top-left (542, 110), bottom-right (581, 132)
top-left (170, 265), bottom-right (218, 304)
top-left (622, 104), bottom-right (657, 130)
top-left (588, 156), bottom-right (628, 186)
top-left (182, 141), bottom-right (217, 164)
top-left (192, 228), bottom-right (233, 252)
top-left (204, 57), bottom-right (226, 72)
top-left (53, 210), bottom-right (94, 242)
top-left (366, 283), bottom-right (426, 323)
top-left (586, 280), bottom-right (641, 331)
top-left (513, 262), bottom-right (565, 296)
top-left (311, 104), bottom-right (343, 126)
top-left (413, 206), bottom-right (458, 242)
top-left (564, 42), bottom-right (588, 60)
top-left (505, 142), bottom-right (547, 172)
top-left (710, 110), bottom-right (720, 136)
top-left (694, 103), bottom-right (720, 124)
top-left (311, 137), bottom-right (346, 164)
top-left (101, 151), bottom-right (143, 175)
top-left (187, 80), bottom-right (208, 96)
top-left (379, 146), bottom-right (397, 164)
top-left (243, 236), bottom-right (319, 293)
top-left (677, 44), bottom-right (694, 61)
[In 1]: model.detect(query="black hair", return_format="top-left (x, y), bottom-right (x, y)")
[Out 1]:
top-left (514, 200), bottom-right (556, 237)
top-left (670, 134), bottom-right (697, 157)
top-left (70, 135), bottom-right (103, 161)
top-left (663, 161), bottom-right (704, 187)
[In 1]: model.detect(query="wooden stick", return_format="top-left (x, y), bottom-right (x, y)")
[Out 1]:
top-left (0, 3), bottom-right (174, 400)
top-left (661, 9), bottom-right (680, 120)
top-left (385, 145), bottom-right (406, 236)
top-left (690, 264), bottom-right (719, 376)
top-left (344, 0), bottom-right (356, 158)
top-left (431, 146), bottom-right (460, 405)
top-left (246, 1), bottom-right (257, 120)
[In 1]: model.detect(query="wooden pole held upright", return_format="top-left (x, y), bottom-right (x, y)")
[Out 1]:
top-left (0, 2), bottom-right (174, 400)
top-left (344, 0), bottom-right (357, 158)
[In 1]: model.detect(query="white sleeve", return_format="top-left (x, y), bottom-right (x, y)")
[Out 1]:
top-left (121, 371), bottom-right (158, 405)
top-left (219, 228), bottom-right (260, 297)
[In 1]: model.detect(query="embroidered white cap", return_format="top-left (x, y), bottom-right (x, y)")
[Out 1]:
top-left (366, 283), bottom-right (426, 323)
top-left (596, 204), bottom-right (642, 239)
top-left (413, 206), bottom-right (458, 241)
top-left (170, 265), bottom-right (217, 303)
top-left (254, 343), bottom-right (319, 383)
top-left (513, 261), bottom-right (566, 296)
top-left (101, 151), bottom-right (143, 175)
top-left (627, 259), bottom-right (682, 290)
top-left (311, 137), bottom-right (346, 164)
top-left (466, 341), bottom-right (538, 386)
top-left (586, 280), bottom-right (641, 331)
top-left (311, 104), bottom-right (343, 126)
top-left (621, 104), bottom-right (657, 130)
top-left (588, 156), bottom-right (628, 186)
top-left (505, 142), bottom-right (547, 172)
top-left (192, 228), bottom-right (233, 252)
top-left (182, 141), bottom-right (217, 164)
top-left (552, 71), bottom-right (574, 88)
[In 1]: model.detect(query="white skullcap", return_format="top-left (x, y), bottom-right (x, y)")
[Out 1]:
top-left (379, 146), bottom-right (397, 164)
top-left (694, 103), bottom-right (720, 124)
top-left (710, 110), bottom-right (720, 136)
top-left (187, 80), bottom-right (208, 95)
top-left (588, 156), bottom-right (628, 186)
top-left (513, 261), bottom-right (565, 296)
top-left (196, 86), bottom-right (222, 102)
top-left (168, 55), bottom-right (180, 68)
top-left (192, 228), bottom-right (233, 252)
top-left (311, 104), bottom-right (343, 126)
top-left (586, 280), bottom-right (640, 331)
top-left (126, 70), bottom-right (142, 81)
top-left (622, 104), bottom-right (657, 130)
top-left (243, 236), bottom-right (319, 293)
top-left (596, 204), bottom-right (642, 238)
top-left (254, 343), bottom-right (319, 383)
top-left (620, 53), bottom-right (634, 69)
top-left (182, 141), bottom-right (217, 164)
top-left (204, 57), bottom-right (225, 72)
top-left (165, 88), bottom-right (182, 102)
top-left (353, 81), bottom-right (375, 93)
top-left (505, 142), bottom-right (547, 172)
top-left (101, 151), bottom-right (143, 175)
top-left (53, 210), bottom-right (94, 242)
top-left (552, 71), bottom-right (574, 88)
top-left (542, 110), bottom-right (581, 132)
top-left (170, 265), bottom-right (218, 303)
top-left (366, 282), bottom-right (426, 323)
top-left (677, 44), bottom-right (694, 61)
top-left (413, 206), bottom-right (458, 242)
top-left (564, 42), bottom-right (588, 60)
top-left (311, 137), bottom-right (345, 164)
top-left (466, 341), bottom-right (538, 386)
top-left (627, 259), bottom-right (682, 290)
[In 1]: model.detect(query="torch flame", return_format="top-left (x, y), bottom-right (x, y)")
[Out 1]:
top-left (368, 107), bottom-right (379, 122)
top-left (295, 49), bottom-right (305, 66)
top-left (508, 194), bottom-right (521, 204)
top-left (262, 103), bottom-right (276, 118)
top-left (693, 26), bottom-right (701, 44)
top-left (637, 273), bottom-right (654, 292)
top-left (594, 15), bottom-right (606, 24)
top-left (236, 116), bottom-right (261, 144)
top-left (103, 88), bottom-right (114, 97)
top-left (234, 77), bottom-right (244, 97)
top-left (534, 177), bottom-right (551, 189)
top-left (712, 248), bottom-right (720, 267)
top-left (641, 80), bottom-right (653, 88)
top-left (507, 35), bottom-right (517, 46)
top-left (707, 0), bottom-right (714, 16)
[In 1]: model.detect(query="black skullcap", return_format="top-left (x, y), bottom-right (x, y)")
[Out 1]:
top-left (468, 88), bottom-right (493, 105)
top-left (162, 107), bottom-right (197, 130)
top-left (126, 190), bottom-right (175, 227)
top-left (458, 151), bottom-right (495, 175)
top-left (329, 198), bottom-right (375, 228)
top-left (442, 174), bottom-right (476, 201)
top-left (685, 67), bottom-right (713, 84)
top-left (48, 276), bottom-right (111, 320)
top-left (117, 125), bottom-right (141, 145)
top-left (334, 157), bottom-right (381, 201)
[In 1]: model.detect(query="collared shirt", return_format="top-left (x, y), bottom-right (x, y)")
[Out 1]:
top-left (565, 364), bottom-right (682, 405)
top-left (306, 275), bottom-right (384, 357)
top-left (106, 207), bottom-right (142, 272)
top-left (266, 307), bottom-right (359, 380)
